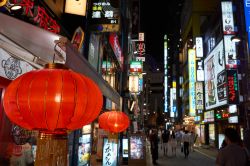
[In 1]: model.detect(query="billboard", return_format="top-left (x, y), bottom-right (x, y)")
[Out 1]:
top-left (221, 1), bottom-right (235, 34)
top-left (188, 49), bottom-right (196, 116)
top-left (204, 40), bottom-right (227, 110)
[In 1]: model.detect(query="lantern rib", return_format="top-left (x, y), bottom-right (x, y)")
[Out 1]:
top-left (15, 76), bottom-right (27, 127)
top-left (27, 72), bottom-right (40, 129)
top-left (55, 70), bottom-right (64, 130)
top-left (44, 71), bottom-right (49, 130)
top-left (67, 72), bottom-right (77, 127)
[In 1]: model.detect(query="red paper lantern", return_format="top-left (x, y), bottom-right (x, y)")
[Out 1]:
top-left (98, 111), bottom-right (130, 133)
top-left (3, 63), bottom-right (103, 134)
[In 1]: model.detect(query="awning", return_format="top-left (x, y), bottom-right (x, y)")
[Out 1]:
top-left (0, 13), bottom-right (121, 108)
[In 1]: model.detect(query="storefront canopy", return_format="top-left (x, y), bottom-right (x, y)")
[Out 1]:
top-left (0, 13), bottom-right (121, 108)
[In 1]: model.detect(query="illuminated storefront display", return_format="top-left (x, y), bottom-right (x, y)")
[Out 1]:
top-left (188, 49), bottom-right (196, 116)
top-left (204, 40), bottom-right (227, 110)
top-left (164, 35), bottom-right (168, 113)
top-left (130, 135), bottom-right (144, 160)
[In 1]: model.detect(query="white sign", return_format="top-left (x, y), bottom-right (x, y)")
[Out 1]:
top-left (197, 60), bottom-right (204, 81)
top-left (228, 105), bottom-right (237, 113)
top-left (224, 35), bottom-right (237, 69)
top-left (138, 33), bottom-right (144, 41)
top-left (129, 75), bottom-right (139, 93)
top-left (228, 116), bottom-right (238, 123)
top-left (0, 49), bottom-right (34, 80)
top-left (221, 1), bottom-right (235, 34)
top-left (196, 37), bottom-right (203, 58)
top-left (204, 40), bottom-right (227, 110)
top-left (188, 49), bottom-right (196, 116)
top-left (135, 57), bottom-right (145, 62)
top-left (196, 82), bottom-right (204, 110)
top-left (103, 138), bottom-right (118, 166)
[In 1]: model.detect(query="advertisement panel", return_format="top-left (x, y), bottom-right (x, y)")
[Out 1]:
top-left (130, 135), bottom-right (144, 159)
top-left (78, 134), bottom-right (91, 166)
top-left (221, 1), bottom-right (235, 34)
top-left (224, 35), bottom-right (237, 69)
top-left (227, 70), bottom-right (239, 104)
top-left (188, 49), bottom-right (196, 116)
top-left (204, 40), bottom-right (227, 110)
top-left (102, 138), bottom-right (118, 166)
top-left (196, 82), bottom-right (204, 110)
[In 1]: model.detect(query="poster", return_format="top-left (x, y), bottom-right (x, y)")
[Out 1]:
top-left (130, 135), bottom-right (144, 159)
top-left (78, 134), bottom-right (91, 166)
top-left (102, 138), bottom-right (118, 166)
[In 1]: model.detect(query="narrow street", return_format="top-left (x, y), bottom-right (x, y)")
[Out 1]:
top-left (146, 142), bottom-right (216, 166)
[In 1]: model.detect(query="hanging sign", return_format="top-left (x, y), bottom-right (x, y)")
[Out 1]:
top-left (188, 49), bottom-right (196, 116)
top-left (221, 1), bottom-right (235, 35)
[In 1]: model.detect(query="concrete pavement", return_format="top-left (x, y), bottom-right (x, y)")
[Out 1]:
top-left (146, 143), bottom-right (217, 166)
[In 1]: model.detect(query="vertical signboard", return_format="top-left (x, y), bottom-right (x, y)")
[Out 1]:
top-left (164, 35), bottom-right (168, 112)
top-left (196, 82), bottom-right (204, 110)
top-left (170, 87), bottom-right (177, 118)
top-left (227, 70), bottom-right (239, 104)
top-left (204, 40), bottom-right (227, 110)
top-left (196, 37), bottom-right (203, 58)
top-left (188, 49), bottom-right (196, 116)
top-left (221, 1), bottom-right (235, 35)
top-left (109, 33), bottom-right (124, 69)
top-left (129, 75), bottom-right (139, 93)
top-left (102, 138), bottom-right (118, 166)
top-left (224, 35), bottom-right (237, 69)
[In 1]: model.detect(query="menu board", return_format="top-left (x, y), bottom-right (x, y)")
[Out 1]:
top-left (130, 135), bottom-right (144, 159)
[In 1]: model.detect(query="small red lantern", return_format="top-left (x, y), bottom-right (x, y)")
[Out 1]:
top-left (98, 110), bottom-right (130, 133)
top-left (3, 63), bottom-right (103, 134)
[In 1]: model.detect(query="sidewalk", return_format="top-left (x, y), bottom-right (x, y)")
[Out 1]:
top-left (194, 145), bottom-right (218, 160)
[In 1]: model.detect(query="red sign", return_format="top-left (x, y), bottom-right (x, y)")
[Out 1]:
top-left (12, 0), bottom-right (60, 34)
top-left (109, 33), bottom-right (123, 69)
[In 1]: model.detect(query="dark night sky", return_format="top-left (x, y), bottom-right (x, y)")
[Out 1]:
top-left (140, 0), bottom-right (183, 67)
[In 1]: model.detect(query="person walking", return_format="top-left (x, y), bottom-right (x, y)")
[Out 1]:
top-left (216, 128), bottom-right (247, 166)
top-left (182, 130), bottom-right (190, 158)
top-left (150, 129), bottom-right (159, 165)
top-left (170, 131), bottom-right (177, 157)
top-left (162, 129), bottom-right (170, 156)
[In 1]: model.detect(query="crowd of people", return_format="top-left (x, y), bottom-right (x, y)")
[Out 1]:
top-left (149, 127), bottom-right (250, 166)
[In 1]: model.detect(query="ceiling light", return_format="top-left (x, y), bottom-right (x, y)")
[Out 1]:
top-left (231, 36), bottom-right (241, 43)
top-left (10, 5), bottom-right (22, 11)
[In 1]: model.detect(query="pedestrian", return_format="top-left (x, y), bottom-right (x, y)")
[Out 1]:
top-left (216, 127), bottom-right (247, 166)
top-left (170, 131), bottom-right (177, 156)
top-left (150, 129), bottom-right (159, 165)
top-left (190, 131), bottom-right (196, 152)
top-left (162, 129), bottom-right (170, 156)
top-left (182, 130), bottom-right (190, 158)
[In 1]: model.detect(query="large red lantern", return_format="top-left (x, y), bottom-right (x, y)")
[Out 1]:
top-left (3, 63), bottom-right (103, 134)
top-left (98, 110), bottom-right (130, 133)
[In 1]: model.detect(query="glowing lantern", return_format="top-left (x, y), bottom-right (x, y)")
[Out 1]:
top-left (98, 110), bottom-right (130, 133)
top-left (3, 63), bottom-right (103, 134)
